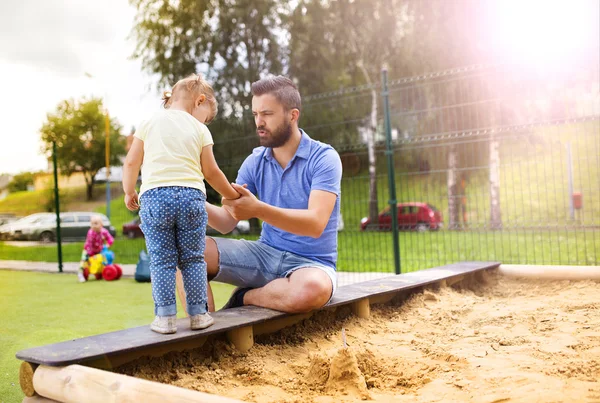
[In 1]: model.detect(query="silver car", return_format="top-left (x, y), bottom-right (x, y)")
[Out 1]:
top-left (0, 212), bottom-right (116, 242)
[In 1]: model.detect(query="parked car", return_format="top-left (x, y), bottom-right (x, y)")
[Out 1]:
top-left (360, 202), bottom-right (443, 232)
top-left (0, 213), bottom-right (17, 226)
top-left (122, 217), bottom-right (144, 239)
top-left (0, 212), bottom-right (116, 242)
top-left (122, 217), bottom-right (251, 239)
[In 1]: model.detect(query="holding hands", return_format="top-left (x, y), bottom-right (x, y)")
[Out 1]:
top-left (222, 183), bottom-right (259, 221)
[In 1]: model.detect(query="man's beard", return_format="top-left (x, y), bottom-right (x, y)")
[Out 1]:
top-left (257, 120), bottom-right (293, 148)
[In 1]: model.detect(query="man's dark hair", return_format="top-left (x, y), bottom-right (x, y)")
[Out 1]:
top-left (251, 76), bottom-right (301, 111)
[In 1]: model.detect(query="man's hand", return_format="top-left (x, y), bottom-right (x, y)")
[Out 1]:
top-left (221, 183), bottom-right (260, 221)
top-left (125, 191), bottom-right (140, 211)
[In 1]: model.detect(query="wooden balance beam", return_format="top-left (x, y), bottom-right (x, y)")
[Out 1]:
top-left (17, 261), bottom-right (499, 402)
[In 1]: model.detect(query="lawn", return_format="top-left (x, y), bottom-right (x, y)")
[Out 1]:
top-left (1, 229), bottom-right (598, 271)
top-left (0, 270), bottom-right (235, 403)
top-left (337, 228), bottom-right (600, 272)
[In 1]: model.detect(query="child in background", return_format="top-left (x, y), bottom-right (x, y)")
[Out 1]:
top-left (122, 73), bottom-right (240, 334)
top-left (78, 215), bottom-right (114, 282)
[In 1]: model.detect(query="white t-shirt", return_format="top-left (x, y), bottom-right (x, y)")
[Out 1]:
top-left (134, 109), bottom-right (214, 197)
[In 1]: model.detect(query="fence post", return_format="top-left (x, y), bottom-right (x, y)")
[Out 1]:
top-left (52, 141), bottom-right (63, 273)
top-left (566, 142), bottom-right (575, 221)
top-left (381, 68), bottom-right (401, 274)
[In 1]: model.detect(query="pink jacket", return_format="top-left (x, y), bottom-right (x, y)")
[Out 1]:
top-left (84, 228), bottom-right (114, 256)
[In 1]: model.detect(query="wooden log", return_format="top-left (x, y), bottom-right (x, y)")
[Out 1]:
top-left (32, 364), bottom-right (244, 403)
top-left (351, 298), bottom-right (370, 319)
top-left (226, 325), bottom-right (253, 352)
top-left (499, 265), bottom-right (600, 281)
top-left (22, 396), bottom-right (59, 403)
top-left (19, 361), bottom-right (38, 397)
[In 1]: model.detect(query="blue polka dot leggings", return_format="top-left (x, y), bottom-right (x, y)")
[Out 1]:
top-left (139, 186), bottom-right (208, 317)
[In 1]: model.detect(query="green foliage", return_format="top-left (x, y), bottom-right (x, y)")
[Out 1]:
top-left (7, 172), bottom-right (35, 193)
top-left (39, 98), bottom-right (126, 200)
top-left (130, 0), bottom-right (287, 115)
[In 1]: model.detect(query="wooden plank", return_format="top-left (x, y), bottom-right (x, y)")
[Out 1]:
top-left (16, 261), bottom-right (499, 367)
top-left (327, 261), bottom-right (499, 308)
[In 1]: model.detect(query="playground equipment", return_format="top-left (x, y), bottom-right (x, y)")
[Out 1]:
top-left (17, 261), bottom-right (502, 402)
top-left (82, 246), bottom-right (122, 281)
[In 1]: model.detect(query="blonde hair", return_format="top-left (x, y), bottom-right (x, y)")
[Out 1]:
top-left (90, 215), bottom-right (103, 229)
top-left (162, 73), bottom-right (218, 124)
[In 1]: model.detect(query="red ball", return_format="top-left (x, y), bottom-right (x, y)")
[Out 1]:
top-left (114, 264), bottom-right (123, 280)
top-left (103, 265), bottom-right (118, 281)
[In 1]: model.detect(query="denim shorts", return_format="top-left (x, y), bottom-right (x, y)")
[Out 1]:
top-left (211, 237), bottom-right (338, 303)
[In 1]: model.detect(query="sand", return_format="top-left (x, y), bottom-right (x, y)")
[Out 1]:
top-left (120, 271), bottom-right (600, 402)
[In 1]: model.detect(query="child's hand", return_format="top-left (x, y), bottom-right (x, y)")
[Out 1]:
top-left (223, 190), bottom-right (241, 200)
top-left (125, 191), bottom-right (140, 211)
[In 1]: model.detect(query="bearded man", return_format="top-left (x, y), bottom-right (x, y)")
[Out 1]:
top-left (177, 76), bottom-right (342, 314)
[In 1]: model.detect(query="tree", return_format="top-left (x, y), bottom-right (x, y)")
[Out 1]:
top-left (130, 0), bottom-right (288, 116)
top-left (8, 172), bottom-right (35, 193)
top-left (289, 0), bottom-right (411, 226)
top-left (40, 98), bottom-right (126, 200)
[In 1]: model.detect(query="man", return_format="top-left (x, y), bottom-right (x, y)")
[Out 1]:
top-left (177, 76), bottom-right (342, 314)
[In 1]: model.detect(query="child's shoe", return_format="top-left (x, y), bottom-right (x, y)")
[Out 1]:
top-left (150, 315), bottom-right (177, 334)
top-left (77, 272), bottom-right (86, 283)
top-left (190, 313), bottom-right (214, 330)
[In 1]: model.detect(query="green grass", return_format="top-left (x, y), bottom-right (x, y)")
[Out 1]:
top-left (337, 229), bottom-right (600, 272)
top-left (0, 270), bottom-right (235, 403)
top-left (2, 229), bottom-right (598, 269)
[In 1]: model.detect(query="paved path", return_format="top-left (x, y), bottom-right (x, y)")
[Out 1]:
top-left (0, 260), bottom-right (394, 287)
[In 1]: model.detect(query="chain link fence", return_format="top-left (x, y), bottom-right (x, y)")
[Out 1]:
top-left (1, 64), bottom-right (598, 277)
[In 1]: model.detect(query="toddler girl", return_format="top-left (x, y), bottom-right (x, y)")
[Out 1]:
top-left (78, 215), bottom-right (114, 282)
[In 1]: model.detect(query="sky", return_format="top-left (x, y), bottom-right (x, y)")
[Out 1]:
top-left (0, 0), bottom-right (162, 175)
top-left (0, 0), bottom-right (597, 176)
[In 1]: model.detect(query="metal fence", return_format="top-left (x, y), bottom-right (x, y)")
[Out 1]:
top-left (1, 64), bottom-right (598, 278)
top-left (302, 64), bottom-right (599, 276)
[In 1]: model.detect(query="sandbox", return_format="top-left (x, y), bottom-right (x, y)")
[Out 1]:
top-left (17, 262), bottom-right (600, 402)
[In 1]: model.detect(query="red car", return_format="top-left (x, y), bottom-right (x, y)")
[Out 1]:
top-left (122, 217), bottom-right (144, 239)
top-left (360, 202), bottom-right (443, 232)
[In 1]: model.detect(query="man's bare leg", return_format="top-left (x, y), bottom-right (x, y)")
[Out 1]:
top-left (176, 237), bottom-right (220, 314)
top-left (243, 268), bottom-right (333, 313)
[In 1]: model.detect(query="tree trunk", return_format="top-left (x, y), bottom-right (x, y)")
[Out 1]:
top-left (367, 87), bottom-right (379, 227)
top-left (84, 173), bottom-right (95, 201)
top-left (489, 135), bottom-right (502, 229)
top-left (447, 144), bottom-right (460, 230)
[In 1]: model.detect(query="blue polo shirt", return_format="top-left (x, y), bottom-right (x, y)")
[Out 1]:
top-left (236, 130), bottom-right (342, 269)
